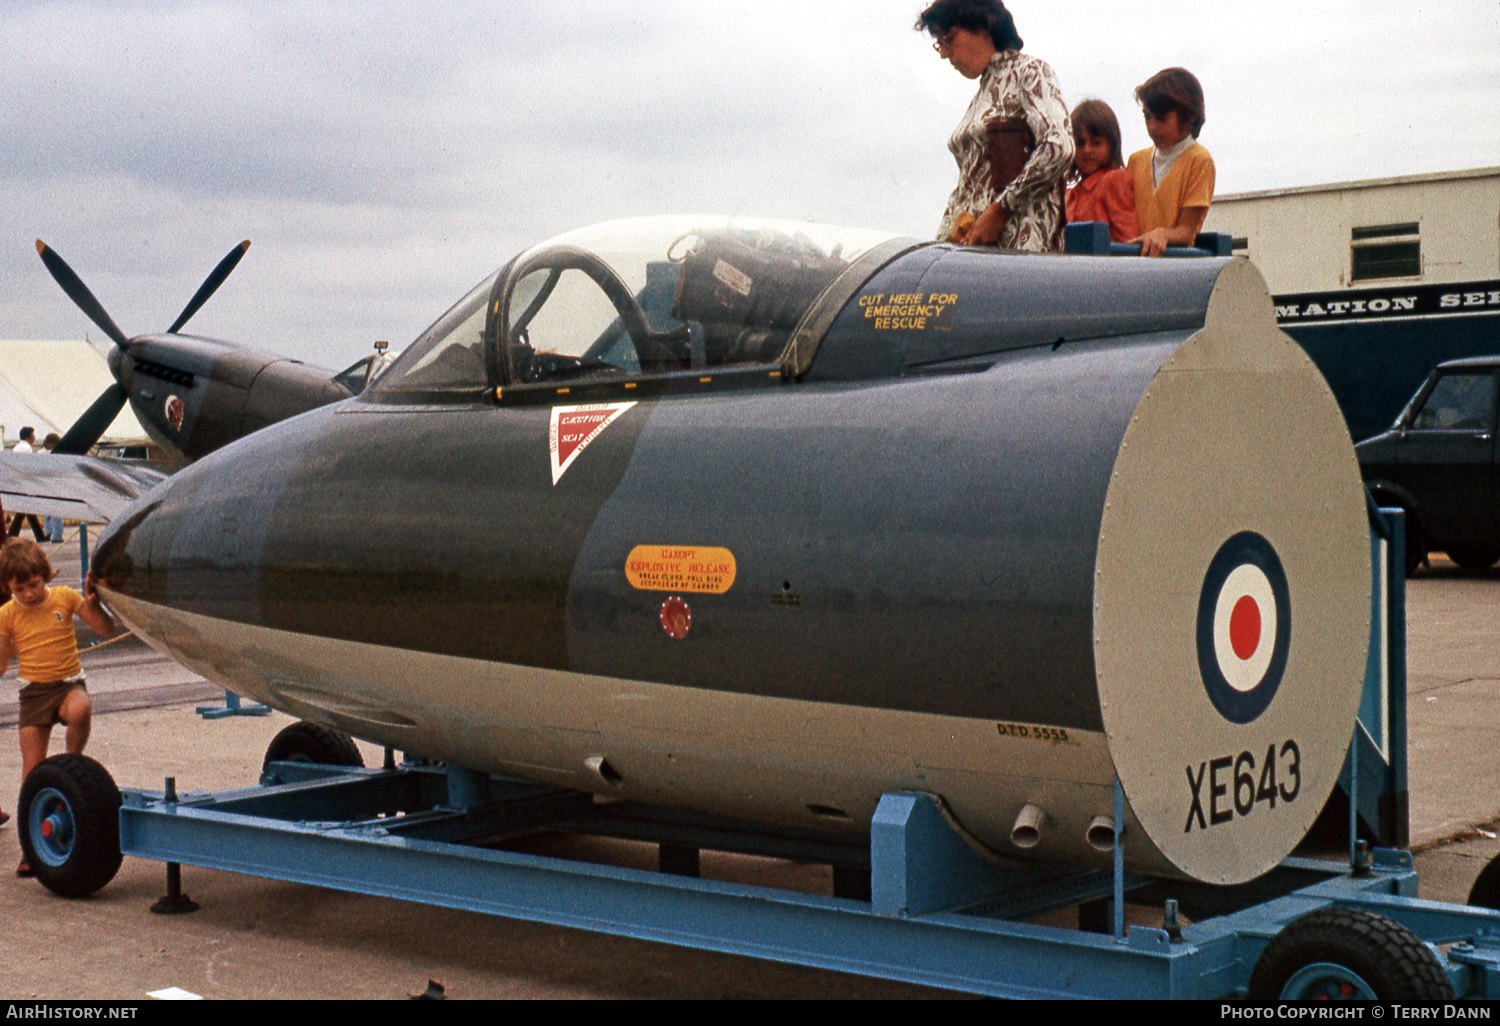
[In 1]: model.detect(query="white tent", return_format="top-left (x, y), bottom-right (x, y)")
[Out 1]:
top-left (0, 340), bottom-right (148, 448)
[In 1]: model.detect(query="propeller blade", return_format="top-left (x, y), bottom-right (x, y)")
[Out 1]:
top-left (53, 383), bottom-right (129, 456)
top-left (167, 240), bottom-right (251, 335)
top-left (35, 240), bottom-right (131, 350)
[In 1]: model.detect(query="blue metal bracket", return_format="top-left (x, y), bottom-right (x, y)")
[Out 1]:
top-left (1335, 507), bottom-right (1409, 847)
top-left (196, 690), bottom-right (272, 719)
top-left (868, 792), bottom-right (1137, 920)
top-left (443, 765), bottom-right (492, 811)
top-left (871, 792), bottom-right (1014, 917)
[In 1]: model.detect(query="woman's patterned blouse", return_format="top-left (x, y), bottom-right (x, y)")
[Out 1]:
top-left (938, 50), bottom-right (1075, 252)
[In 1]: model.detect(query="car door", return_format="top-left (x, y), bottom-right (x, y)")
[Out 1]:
top-left (1396, 369), bottom-right (1498, 548)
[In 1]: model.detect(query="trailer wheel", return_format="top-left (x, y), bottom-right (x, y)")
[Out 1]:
top-left (1466, 852), bottom-right (1500, 909)
top-left (262, 721), bottom-right (364, 778)
top-left (18, 754), bottom-right (123, 898)
top-left (1248, 909), bottom-right (1453, 1000)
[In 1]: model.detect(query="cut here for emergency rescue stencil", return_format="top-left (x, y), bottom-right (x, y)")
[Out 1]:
top-left (858, 291), bottom-right (959, 331)
top-left (549, 402), bottom-right (637, 485)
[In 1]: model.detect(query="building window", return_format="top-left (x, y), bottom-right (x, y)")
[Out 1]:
top-left (1351, 222), bottom-right (1421, 282)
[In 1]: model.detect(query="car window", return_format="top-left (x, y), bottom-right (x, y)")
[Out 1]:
top-left (1412, 373), bottom-right (1497, 431)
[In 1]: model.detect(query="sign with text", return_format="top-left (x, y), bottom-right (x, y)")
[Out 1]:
top-left (626, 546), bottom-right (737, 595)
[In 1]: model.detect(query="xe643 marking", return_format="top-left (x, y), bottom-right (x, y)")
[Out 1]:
top-left (1185, 740), bottom-right (1302, 833)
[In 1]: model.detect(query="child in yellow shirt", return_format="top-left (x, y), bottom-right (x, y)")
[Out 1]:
top-left (0, 539), bottom-right (116, 876)
top-left (1126, 67), bottom-right (1215, 257)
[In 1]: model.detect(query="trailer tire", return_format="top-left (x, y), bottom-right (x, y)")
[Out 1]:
top-left (1467, 852), bottom-right (1500, 909)
top-left (18, 754), bottom-right (123, 899)
top-left (263, 721), bottom-right (365, 778)
top-left (1248, 908), bottom-right (1453, 1000)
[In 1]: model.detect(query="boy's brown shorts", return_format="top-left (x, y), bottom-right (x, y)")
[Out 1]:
top-left (18, 679), bottom-right (88, 729)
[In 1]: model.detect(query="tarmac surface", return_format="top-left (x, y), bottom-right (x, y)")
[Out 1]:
top-left (0, 538), bottom-right (1497, 999)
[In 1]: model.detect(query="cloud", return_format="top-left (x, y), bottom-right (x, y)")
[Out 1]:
top-left (0, 0), bottom-right (1495, 369)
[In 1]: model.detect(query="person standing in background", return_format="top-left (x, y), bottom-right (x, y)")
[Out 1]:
top-left (7, 429), bottom-right (46, 542)
top-left (40, 434), bottom-right (62, 543)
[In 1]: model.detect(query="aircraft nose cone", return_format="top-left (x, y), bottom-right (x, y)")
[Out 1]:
top-left (91, 402), bottom-right (333, 620)
top-left (91, 495), bottom-right (161, 601)
top-left (108, 344), bottom-right (131, 389)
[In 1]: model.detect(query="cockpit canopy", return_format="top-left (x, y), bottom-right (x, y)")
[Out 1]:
top-left (369, 217), bottom-right (903, 399)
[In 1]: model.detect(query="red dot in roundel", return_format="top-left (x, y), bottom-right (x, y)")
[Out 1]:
top-left (660, 596), bottom-right (692, 640)
top-left (1229, 595), bottom-right (1262, 661)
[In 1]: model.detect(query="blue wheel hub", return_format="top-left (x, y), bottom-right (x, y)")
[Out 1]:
top-left (28, 786), bottom-right (77, 868)
top-left (1280, 962), bottom-right (1378, 1000)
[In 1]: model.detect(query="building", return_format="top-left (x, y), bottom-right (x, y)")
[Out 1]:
top-left (1207, 166), bottom-right (1500, 294)
top-left (1206, 167), bottom-right (1500, 441)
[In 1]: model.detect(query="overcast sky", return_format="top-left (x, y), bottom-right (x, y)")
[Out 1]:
top-left (2, 0), bottom-right (1496, 371)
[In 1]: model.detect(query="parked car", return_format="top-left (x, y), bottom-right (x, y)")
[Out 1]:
top-left (1357, 356), bottom-right (1500, 572)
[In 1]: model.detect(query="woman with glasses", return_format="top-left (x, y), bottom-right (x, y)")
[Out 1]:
top-left (917, 0), bottom-right (1074, 252)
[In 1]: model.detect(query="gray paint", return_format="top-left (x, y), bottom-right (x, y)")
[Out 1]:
top-left (568, 332), bottom-right (1187, 729)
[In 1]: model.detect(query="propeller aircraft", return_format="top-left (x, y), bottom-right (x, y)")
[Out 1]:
top-left (38, 240), bottom-right (381, 465)
top-left (0, 242), bottom-right (390, 526)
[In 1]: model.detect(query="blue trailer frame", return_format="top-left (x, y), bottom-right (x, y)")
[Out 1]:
top-left (61, 506), bottom-right (1493, 999)
top-left (113, 763), bottom-right (1500, 1000)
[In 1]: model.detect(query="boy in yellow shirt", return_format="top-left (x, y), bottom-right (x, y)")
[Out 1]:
top-left (1126, 67), bottom-right (1215, 258)
top-left (0, 539), bottom-right (116, 876)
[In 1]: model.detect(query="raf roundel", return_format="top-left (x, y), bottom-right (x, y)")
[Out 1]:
top-left (1196, 533), bottom-right (1292, 725)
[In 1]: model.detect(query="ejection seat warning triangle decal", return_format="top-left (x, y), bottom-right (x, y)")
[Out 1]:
top-left (549, 402), bottom-right (637, 485)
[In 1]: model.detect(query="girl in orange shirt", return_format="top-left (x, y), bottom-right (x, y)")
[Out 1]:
top-left (1065, 100), bottom-right (1139, 244)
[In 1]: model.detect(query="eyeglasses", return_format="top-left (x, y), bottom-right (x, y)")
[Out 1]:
top-left (932, 31), bottom-right (956, 55)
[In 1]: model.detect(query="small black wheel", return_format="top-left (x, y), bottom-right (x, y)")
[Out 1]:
top-left (18, 754), bottom-right (123, 898)
top-left (1249, 908), bottom-right (1453, 1000)
top-left (262, 721), bottom-right (364, 779)
top-left (1446, 547), bottom-right (1500, 571)
top-left (1467, 851), bottom-right (1500, 909)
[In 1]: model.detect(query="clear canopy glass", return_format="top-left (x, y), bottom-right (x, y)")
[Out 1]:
top-left (373, 217), bottom-right (902, 395)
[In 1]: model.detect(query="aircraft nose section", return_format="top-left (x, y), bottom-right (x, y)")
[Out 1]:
top-left (92, 455), bottom-right (265, 624)
top-left (93, 403), bottom-right (335, 623)
top-left (108, 343), bottom-right (133, 392)
top-left (93, 468), bottom-right (251, 624)
top-left (92, 494), bottom-right (164, 604)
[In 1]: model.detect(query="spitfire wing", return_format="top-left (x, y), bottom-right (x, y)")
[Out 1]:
top-left (0, 453), bottom-right (168, 525)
